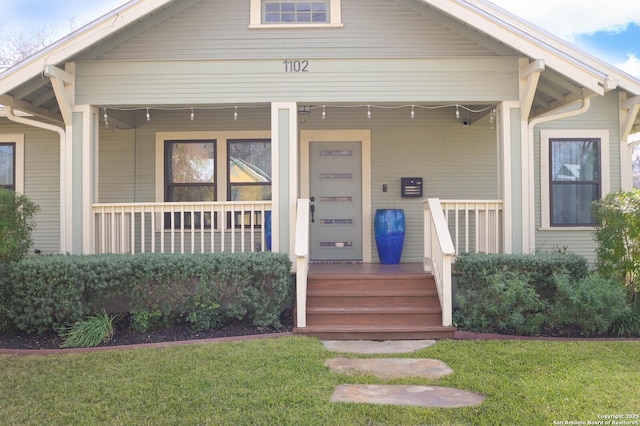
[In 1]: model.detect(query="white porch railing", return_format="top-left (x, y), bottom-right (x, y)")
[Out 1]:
top-left (92, 201), bottom-right (272, 255)
top-left (294, 199), bottom-right (310, 328)
top-left (439, 199), bottom-right (504, 256)
top-left (423, 198), bottom-right (456, 327)
top-left (424, 198), bottom-right (504, 327)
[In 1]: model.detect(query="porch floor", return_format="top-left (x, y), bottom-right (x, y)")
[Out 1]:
top-left (295, 262), bottom-right (456, 340)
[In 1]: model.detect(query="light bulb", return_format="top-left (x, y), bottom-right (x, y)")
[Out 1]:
top-left (322, 106), bottom-right (326, 120)
top-left (146, 108), bottom-right (151, 122)
top-left (190, 108), bottom-right (194, 121)
top-left (234, 106), bottom-right (238, 120)
top-left (411, 106), bottom-right (415, 119)
top-left (455, 105), bottom-right (460, 119)
top-left (367, 105), bottom-right (371, 119)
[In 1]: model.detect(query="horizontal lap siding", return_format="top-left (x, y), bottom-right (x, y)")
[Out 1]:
top-left (76, 57), bottom-right (518, 105)
top-left (534, 92), bottom-right (622, 262)
top-left (94, 0), bottom-right (503, 61)
top-left (0, 121), bottom-right (60, 254)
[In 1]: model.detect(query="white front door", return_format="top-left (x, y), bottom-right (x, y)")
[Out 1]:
top-left (309, 141), bottom-right (362, 261)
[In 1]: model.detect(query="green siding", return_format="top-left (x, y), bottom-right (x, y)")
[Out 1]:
top-left (75, 57), bottom-right (519, 106)
top-left (534, 91), bottom-right (623, 262)
top-left (0, 120), bottom-right (60, 254)
top-left (90, 0), bottom-right (509, 61)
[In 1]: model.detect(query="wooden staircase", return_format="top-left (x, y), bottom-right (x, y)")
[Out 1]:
top-left (293, 263), bottom-right (456, 340)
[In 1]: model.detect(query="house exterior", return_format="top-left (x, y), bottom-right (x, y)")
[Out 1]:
top-left (1, 0), bottom-right (640, 333)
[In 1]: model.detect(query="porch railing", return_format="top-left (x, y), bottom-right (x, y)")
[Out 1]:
top-left (439, 199), bottom-right (504, 256)
top-left (423, 198), bottom-right (455, 327)
top-left (294, 199), bottom-right (310, 328)
top-left (92, 201), bottom-right (272, 255)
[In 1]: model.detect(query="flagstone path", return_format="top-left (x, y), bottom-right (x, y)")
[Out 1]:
top-left (322, 340), bottom-right (486, 408)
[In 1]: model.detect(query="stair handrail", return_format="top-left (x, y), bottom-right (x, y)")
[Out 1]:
top-left (424, 198), bottom-right (455, 327)
top-left (294, 198), bottom-right (311, 328)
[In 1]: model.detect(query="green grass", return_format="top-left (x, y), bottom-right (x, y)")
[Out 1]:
top-left (1, 337), bottom-right (639, 425)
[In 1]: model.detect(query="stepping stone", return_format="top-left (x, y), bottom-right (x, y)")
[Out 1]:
top-left (331, 384), bottom-right (485, 408)
top-left (325, 357), bottom-right (453, 380)
top-left (322, 340), bottom-right (436, 354)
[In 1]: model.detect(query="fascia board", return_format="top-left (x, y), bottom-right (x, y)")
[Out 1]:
top-left (0, 0), bottom-right (175, 96)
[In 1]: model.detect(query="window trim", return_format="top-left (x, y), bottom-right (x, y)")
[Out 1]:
top-left (249, 0), bottom-right (343, 28)
top-left (0, 134), bottom-right (24, 193)
top-left (540, 129), bottom-right (610, 230)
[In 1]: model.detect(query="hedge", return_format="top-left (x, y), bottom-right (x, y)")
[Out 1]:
top-left (453, 252), bottom-right (628, 336)
top-left (0, 252), bottom-right (292, 335)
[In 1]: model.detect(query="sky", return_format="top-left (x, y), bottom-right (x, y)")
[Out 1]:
top-left (0, 0), bottom-right (639, 79)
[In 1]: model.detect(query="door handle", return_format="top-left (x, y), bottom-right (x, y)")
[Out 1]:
top-left (310, 204), bottom-right (315, 223)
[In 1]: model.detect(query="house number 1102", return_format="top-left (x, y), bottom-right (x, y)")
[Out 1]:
top-left (283, 60), bottom-right (309, 72)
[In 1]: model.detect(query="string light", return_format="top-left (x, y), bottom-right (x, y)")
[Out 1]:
top-left (97, 104), bottom-right (496, 127)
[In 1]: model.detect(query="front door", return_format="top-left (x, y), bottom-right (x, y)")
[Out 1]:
top-left (309, 141), bottom-right (362, 261)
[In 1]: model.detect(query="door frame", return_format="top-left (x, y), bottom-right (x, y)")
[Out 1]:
top-left (300, 130), bottom-right (372, 263)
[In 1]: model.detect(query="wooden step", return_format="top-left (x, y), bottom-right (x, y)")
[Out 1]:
top-left (293, 325), bottom-right (457, 340)
top-left (295, 263), bottom-right (455, 340)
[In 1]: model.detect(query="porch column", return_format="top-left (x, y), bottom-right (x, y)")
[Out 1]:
top-left (271, 102), bottom-right (298, 262)
top-left (68, 106), bottom-right (99, 255)
top-left (498, 101), bottom-right (524, 254)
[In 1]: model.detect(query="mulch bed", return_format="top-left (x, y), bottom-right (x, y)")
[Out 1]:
top-left (0, 310), bottom-right (294, 351)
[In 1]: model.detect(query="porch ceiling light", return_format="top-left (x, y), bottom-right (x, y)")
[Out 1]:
top-left (367, 105), bottom-right (371, 119)
top-left (456, 105), bottom-right (460, 119)
top-left (234, 106), bottom-right (238, 120)
top-left (190, 108), bottom-right (195, 121)
top-left (103, 108), bottom-right (109, 128)
top-left (411, 105), bottom-right (415, 119)
top-left (146, 108), bottom-right (151, 122)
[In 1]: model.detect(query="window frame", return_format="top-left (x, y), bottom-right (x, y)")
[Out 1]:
top-left (540, 129), bottom-right (610, 230)
top-left (227, 138), bottom-right (272, 228)
top-left (155, 131), bottom-right (272, 231)
top-left (249, 0), bottom-right (343, 28)
top-left (0, 135), bottom-right (24, 193)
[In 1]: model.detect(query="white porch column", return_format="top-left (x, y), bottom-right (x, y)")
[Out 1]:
top-left (498, 101), bottom-right (525, 254)
top-left (68, 106), bottom-right (99, 254)
top-left (271, 102), bottom-right (298, 262)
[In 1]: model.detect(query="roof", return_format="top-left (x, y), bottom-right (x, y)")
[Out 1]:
top-left (0, 0), bottom-right (639, 130)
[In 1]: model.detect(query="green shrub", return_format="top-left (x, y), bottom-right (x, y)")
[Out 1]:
top-left (610, 307), bottom-right (640, 337)
top-left (454, 252), bottom-right (588, 299)
top-left (454, 270), bottom-right (547, 335)
top-left (548, 273), bottom-right (628, 335)
top-left (60, 310), bottom-right (117, 348)
top-left (593, 189), bottom-right (640, 303)
top-left (454, 253), bottom-right (628, 336)
top-left (0, 188), bottom-right (39, 263)
top-left (2, 252), bottom-right (292, 335)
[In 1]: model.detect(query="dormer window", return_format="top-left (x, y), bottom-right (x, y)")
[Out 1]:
top-left (264, 1), bottom-right (328, 24)
top-left (250, 0), bottom-right (342, 28)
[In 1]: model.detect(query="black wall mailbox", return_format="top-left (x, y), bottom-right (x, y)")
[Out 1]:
top-left (401, 177), bottom-right (423, 198)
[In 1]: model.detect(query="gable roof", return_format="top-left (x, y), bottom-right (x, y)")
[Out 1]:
top-left (1, 0), bottom-right (639, 129)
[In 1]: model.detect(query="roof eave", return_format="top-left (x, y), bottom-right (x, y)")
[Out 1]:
top-left (0, 0), bottom-right (175, 96)
top-left (424, 0), bottom-right (640, 96)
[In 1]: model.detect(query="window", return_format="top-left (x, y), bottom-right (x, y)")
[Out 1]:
top-left (250, 0), bottom-right (342, 27)
top-left (0, 143), bottom-right (15, 191)
top-left (228, 139), bottom-right (272, 201)
top-left (164, 140), bottom-right (216, 228)
top-left (228, 139), bottom-right (271, 227)
top-left (549, 138), bottom-right (600, 226)
top-left (540, 130), bottom-right (610, 229)
top-left (264, 1), bottom-right (328, 23)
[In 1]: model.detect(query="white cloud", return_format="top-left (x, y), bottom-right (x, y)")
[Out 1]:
top-left (618, 54), bottom-right (640, 79)
top-left (489, 0), bottom-right (640, 40)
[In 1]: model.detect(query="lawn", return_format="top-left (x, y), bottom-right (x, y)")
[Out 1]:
top-left (1, 336), bottom-right (638, 425)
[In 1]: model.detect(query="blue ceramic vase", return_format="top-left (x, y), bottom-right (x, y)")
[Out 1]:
top-left (374, 209), bottom-right (405, 264)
